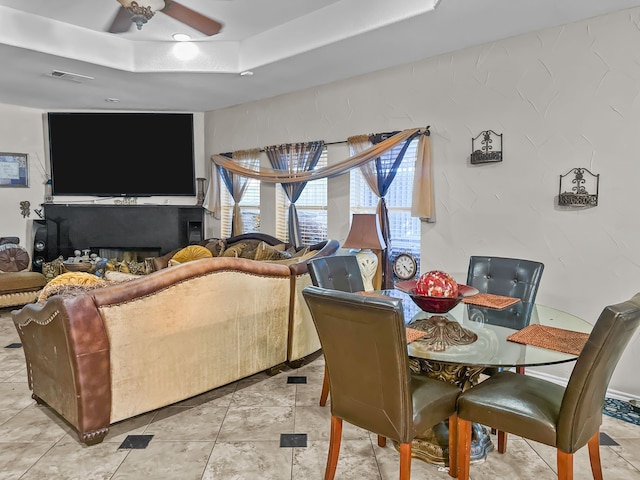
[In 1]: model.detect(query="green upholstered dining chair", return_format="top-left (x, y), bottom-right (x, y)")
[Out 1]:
top-left (466, 256), bottom-right (545, 358)
top-left (302, 285), bottom-right (461, 480)
top-left (466, 255), bottom-right (545, 451)
top-left (307, 255), bottom-right (365, 407)
top-left (466, 256), bottom-right (545, 308)
top-left (455, 292), bottom-right (640, 480)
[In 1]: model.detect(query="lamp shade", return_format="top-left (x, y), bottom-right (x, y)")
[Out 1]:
top-left (342, 214), bottom-right (386, 250)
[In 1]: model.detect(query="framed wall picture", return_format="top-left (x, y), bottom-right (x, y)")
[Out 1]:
top-left (0, 153), bottom-right (28, 187)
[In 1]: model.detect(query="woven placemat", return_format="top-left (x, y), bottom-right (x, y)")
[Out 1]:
top-left (507, 324), bottom-right (589, 355)
top-left (462, 293), bottom-right (520, 310)
top-left (406, 327), bottom-right (427, 344)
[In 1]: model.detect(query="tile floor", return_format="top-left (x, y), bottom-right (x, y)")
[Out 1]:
top-left (1, 306), bottom-right (640, 480)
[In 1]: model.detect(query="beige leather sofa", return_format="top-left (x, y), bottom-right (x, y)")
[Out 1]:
top-left (12, 238), bottom-right (338, 446)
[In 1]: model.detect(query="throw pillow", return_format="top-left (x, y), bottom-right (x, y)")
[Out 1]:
top-left (125, 260), bottom-right (147, 275)
top-left (238, 239), bottom-right (263, 259)
top-left (265, 250), bottom-right (317, 266)
top-left (170, 245), bottom-right (213, 264)
top-left (104, 270), bottom-right (141, 283)
top-left (204, 239), bottom-right (226, 257)
top-left (221, 242), bottom-right (246, 258)
top-left (290, 246), bottom-right (311, 258)
top-left (0, 243), bottom-right (30, 272)
top-left (149, 249), bottom-right (180, 271)
top-left (254, 242), bottom-right (293, 261)
top-left (105, 259), bottom-right (131, 273)
top-left (0, 237), bottom-right (20, 246)
top-left (37, 272), bottom-right (107, 302)
top-left (42, 257), bottom-right (65, 281)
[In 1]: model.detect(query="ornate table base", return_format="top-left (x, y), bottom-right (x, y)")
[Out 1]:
top-left (397, 358), bottom-right (494, 465)
top-left (395, 419), bottom-right (493, 465)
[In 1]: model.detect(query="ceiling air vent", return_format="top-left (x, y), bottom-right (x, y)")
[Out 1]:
top-left (48, 70), bottom-right (94, 83)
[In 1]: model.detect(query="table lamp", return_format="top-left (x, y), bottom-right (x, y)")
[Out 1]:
top-left (342, 213), bottom-right (387, 291)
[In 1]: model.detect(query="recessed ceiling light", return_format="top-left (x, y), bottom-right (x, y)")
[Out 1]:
top-left (172, 33), bottom-right (191, 41)
top-left (105, 98), bottom-right (120, 103)
top-left (240, 71), bottom-right (254, 76)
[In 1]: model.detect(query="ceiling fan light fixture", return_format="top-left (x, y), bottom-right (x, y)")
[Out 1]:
top-left (172, 33), bottom-right (191, 41)
top-left (117, 0), bottom-right (165, 30)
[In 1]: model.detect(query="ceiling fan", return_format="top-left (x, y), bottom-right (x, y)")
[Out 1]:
top-left (108, 0), bottom-right (223, 36)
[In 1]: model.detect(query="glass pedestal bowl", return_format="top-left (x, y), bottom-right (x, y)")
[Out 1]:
top-left (408, 288), bottom-right (464, 314)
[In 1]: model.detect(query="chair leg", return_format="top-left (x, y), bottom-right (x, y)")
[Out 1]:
top-left (320, 365), bottom-right (330, 406)
top-left (557, 450), bottom-right (574, 480)
top-left (398, 442), bottom-right (412, 480)
top-left (325, 416), bottom-right (342, 480)
top-left (456, 417), bottom-right (472, 480)
top-left (497, 430), bottom-right (508, 453)
top-left (448, 414), bottom-right (458, 478)
top-left (587, 431), bottom-right (603, 480)
top-left (378, 435), bottom-right (386, 447)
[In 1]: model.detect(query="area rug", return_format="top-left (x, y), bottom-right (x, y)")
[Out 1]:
top-left (603, 397), bottom-right (640, 426)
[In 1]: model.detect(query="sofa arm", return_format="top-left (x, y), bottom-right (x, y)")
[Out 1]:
top-left (12, 295), bottom-right (111, 445)
top-left (289, 239), bottom-right (340, 276)
top-left (224, 232), bottom-right (286, 247)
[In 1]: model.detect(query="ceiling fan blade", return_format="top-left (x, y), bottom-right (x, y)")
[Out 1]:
top-left (161, 1), bottom-right (223, 36)
top-left (108, 6), bottom-right (134, 33)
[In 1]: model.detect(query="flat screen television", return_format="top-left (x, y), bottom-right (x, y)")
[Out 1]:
top-left (47, 112), bottom-right (196, 196)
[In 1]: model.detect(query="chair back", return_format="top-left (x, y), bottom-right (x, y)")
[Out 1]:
top-left (466, 256), bottom-right (544, 303)
top-left (302, 285), bottom-right (414, 443)
top-left (557, 292), bottom-right (640, 452)
top-left (307, 255), bottom-right (365, 293)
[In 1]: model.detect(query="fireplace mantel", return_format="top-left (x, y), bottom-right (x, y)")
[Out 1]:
top-left (42, 204), bottom-right (204, 261)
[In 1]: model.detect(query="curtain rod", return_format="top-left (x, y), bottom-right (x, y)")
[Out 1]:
top-left (233, 126), bottom-right (430, 154)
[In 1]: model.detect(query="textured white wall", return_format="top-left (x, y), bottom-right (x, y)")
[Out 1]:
top-left (0, 108), bottom-right (207, 248)
top-left (0, 105), bottom-right (48, 245)
top-left (205, 8), bottom-right (640, 398)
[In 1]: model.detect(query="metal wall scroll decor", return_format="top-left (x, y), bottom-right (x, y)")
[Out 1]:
top-left (471, 130), bottom-right (503, 164)
top-left (558, 167), bottom-right (599, 207)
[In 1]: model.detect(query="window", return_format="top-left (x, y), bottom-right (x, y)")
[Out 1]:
top-left (275, 148), bottom-right (328, 245)
top-left (350, 138), bottom-right (421, 272)
top-left (220, 175), bottom-right (260, 237)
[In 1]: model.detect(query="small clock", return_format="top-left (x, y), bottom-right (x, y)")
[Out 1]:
top-left (393, 253), bottom-right (418, 280)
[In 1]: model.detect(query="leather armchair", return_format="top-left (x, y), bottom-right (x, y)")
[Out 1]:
top-left (455, 292), bottom-right (640, 480)
top-left (302, 285), bottom-right (461, 480)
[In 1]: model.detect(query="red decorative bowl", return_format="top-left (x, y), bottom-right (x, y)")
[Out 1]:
top-left (408, 288), bottom-right (464, 313)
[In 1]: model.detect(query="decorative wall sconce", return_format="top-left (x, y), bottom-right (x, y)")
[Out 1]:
top-left (471, 130), bottom-right (503, 164)
top-left (558, 167), bottom-right (599, 207)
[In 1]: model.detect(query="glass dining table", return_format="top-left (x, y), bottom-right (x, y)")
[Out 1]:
top-left (376, 288), bottom-right (593, 466)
